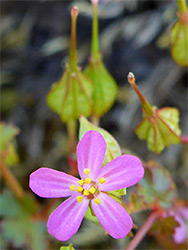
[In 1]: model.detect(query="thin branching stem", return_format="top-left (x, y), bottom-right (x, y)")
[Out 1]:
top-left (125, 211), bottom-right (160, 250)
top-left (0, 158), bottom-right (25, 200)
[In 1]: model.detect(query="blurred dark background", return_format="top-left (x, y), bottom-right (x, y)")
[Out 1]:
top-left (1, 0), bottom-right (187, 249)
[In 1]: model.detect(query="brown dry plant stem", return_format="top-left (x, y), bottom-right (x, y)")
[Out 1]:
top-left (125, 211), bottom-right (160, 250)
top-left (0, 158), bottom-right (24, 200)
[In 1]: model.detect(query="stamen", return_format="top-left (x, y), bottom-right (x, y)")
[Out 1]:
top-left (84, 168), bottom-right (91, 175)
top-left (78, 179), bottom-right (84, 186)
top-left (77, 186), bottom-right (83, 192)
top-left (85, 178), bottom-right (91, 184)
top-left (99, 177), bottom-right (106, 184)
top-left (83, 190), bottom-right (89, 196)
top-left (70, 185), bottom-right (75, 191)
top-left (89, 186), bottom-right (96, 194)
top-left (94, 198), bottom-right (101, 204)
top-left (77, 196), bottom-right (83, 203)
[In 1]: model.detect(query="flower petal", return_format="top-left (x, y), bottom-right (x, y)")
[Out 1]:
top-left (92, 192), bottom-right (133, 239)
top-left (77, 131), bottom-right (106, 180)
top-left (47, 195), bottom-right (89, 241)
top-left (97, 155), bottom-right (144, 191)
top-left (173, 215), bottom-right (187, 244)
top-left (29, 167), bottom-right (79, 198)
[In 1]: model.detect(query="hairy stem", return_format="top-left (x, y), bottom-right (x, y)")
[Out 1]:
top-left (0, 158), bottom-right (25, 200)
top-left (125, 211), bottom-right (160, 250)
top-left (127, 72), bottom-right (154, 117)
top-left (67, 119), bottom-right (77, 154)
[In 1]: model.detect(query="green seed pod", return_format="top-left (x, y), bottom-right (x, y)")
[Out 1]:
top-left (84, 0), bottom-right (117, 118)
top-left (46, 6), bottom-right (93, 123)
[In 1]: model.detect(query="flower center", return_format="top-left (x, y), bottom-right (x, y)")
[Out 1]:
top-left (69, 168), bottom-right (106, 204)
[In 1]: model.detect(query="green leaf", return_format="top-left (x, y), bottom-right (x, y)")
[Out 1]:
top-left (60, 244), bottom-right (75, 250)
top-left (84, 56), bottom-right (117, 117)
top-left (0, 192), bottom-right (21, 217)
top-left (2, 143), bottom-right (19, 166)
top-left (79, 116), bottom-right (121, 165)
top-left (135, 107), bottom-right (181, 154)
top-left (3, 218), bottom-right (47, 249)
top-left (1, 192), bottom-right (47, 249)
top-left (85, 207), bottom-right (100, 224)
top-left (171, 12), bottom-right (188, 67)
top-left (157, 108), bottom-right (181, 136)
top-left (112, 188), bottom-right (127, 196)
top-left (47, 64), bottom-right (93, 123)
top-left (150, 216), bottom-right (180, 236)
top-left (0, 122), bottom-right (19, 152)
top-left (137, 161), bottom-right (177, 209)
top-left (125, 192), bottom-right (149, 214)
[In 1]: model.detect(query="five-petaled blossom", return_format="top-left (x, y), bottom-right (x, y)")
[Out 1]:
top-left (29, 131), bottom-right (144, 241)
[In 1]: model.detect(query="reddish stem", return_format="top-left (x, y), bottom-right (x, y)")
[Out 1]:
top-left (180, 135), bottom-right (188, 144)
top-left (0, 158), bottom-right (25, 200)
top-left (125, 211), bottom-right (160, 250)
top-left (127, 72), bottom-right (153, 116)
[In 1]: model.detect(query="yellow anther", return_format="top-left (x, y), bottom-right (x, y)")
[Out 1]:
top-left (83, 190), bottom-right (90, 196)
top-left (77, 186), bottom-right (83, 192)
top-left (84, 168), bottom-right (91, 175)
top-left (99, 177), bottom-right (106, 184)
top-left (85, 178), bottom-right (91, 184)
top-left (78, 179), bottom-right (84, 186)
top-left (94, 198), bottom-right (101, 204)
top-left (77, 196), bottom-right (83, 203)
top-left (89, 186), bottom-right (96, 194)
top-left (70, 185), bottom-right (75, 191)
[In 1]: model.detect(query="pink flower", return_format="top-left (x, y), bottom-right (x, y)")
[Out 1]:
top-left (29, 131), bottom-right (144, 241)
top-left (166, 207), bottom-right (188, 244)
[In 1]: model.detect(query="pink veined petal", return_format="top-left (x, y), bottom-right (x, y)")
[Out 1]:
top-left (47, 195), bottom-right (89, 241)
top-left (173, 215), bottom-right (187, 244)
top-left (97, 155), bottom-right (144, 192)
top-left (29, 167), bottom-right (79, 198)
top-left (92, 192), bottom-right (133, 239)
top-left (77, 131), bottom-right (106, 180)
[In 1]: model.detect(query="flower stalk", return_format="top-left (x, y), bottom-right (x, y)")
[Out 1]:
top-left (125, 211), bottom-right (160, 250)
top-left (69, 6), bottom-right (78, 70)
top-left (177, 0), bottom-right (188, 13)
top-left (127, 72), bottom-right (154, 117)
top-left (91, 0), bottom-right (100, 62)
top-left (0, 158), bottom-right (24, 200)
top-left (67, 119), bottom-right (77, 154)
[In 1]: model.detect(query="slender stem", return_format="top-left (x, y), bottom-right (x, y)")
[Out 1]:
top-left (67, 119), bottom-right (77, 154)
top-left (91, 0), bottom-right (100, 62)
top-left (127, 72), bottom-right (154, 117)
top-left (0, 158), bottom-right (25, 200)
top-left (91, 114), bottom-right (100, 126)
top-left (177, 0), bottom-right (188, 13)
top-left (69, 6), bottom-right (78, 70)
top-left (125, 212), bottom-right (159, 250)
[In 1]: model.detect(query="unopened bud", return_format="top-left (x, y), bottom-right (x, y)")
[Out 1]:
top-left (71, 6), bottom-right (78, 18)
